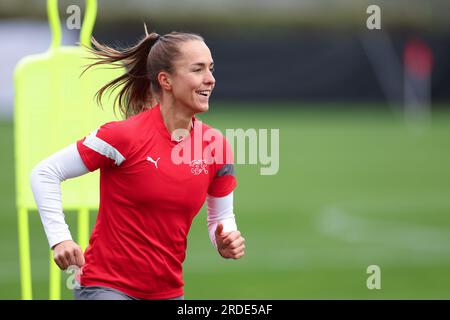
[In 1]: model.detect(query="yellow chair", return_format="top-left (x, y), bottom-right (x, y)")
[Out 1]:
top-left (14, 0), bottom-right (124, 299)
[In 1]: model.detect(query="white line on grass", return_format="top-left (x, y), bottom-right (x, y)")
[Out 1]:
top-left (317, 205), bottom-right (450, 255)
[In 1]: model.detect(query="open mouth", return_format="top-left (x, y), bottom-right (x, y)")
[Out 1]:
top-left (196, 90), bottom-right (211, 97)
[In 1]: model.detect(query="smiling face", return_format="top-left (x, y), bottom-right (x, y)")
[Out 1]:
top-left (162, 40), bottom-right (216, 114)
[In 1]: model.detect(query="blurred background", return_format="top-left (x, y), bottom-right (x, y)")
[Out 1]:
top-left (1, 0), bottom-right (450, 299)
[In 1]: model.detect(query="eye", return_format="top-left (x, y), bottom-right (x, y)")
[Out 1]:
top-left (209, 67), bottom-right (215, 73)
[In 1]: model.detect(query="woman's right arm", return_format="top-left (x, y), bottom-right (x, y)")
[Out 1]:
top-left (30, 143), bottom-right (89, 269)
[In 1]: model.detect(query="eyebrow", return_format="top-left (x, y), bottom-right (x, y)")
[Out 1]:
top-left (191, 62), bottom-right (214, 68)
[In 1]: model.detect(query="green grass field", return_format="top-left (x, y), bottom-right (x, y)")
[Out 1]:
top-left (1, 103), bottom-right (450, 299)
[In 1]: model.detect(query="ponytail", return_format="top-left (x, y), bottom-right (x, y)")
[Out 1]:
top-left (82, 30), bottom-right (159, 118)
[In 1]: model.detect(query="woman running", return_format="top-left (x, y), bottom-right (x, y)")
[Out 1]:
top-left (30, 28), bottom-right (245, 300)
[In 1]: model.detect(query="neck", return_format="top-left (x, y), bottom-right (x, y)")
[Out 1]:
top-left (159, 99), bottom-right (194, 139)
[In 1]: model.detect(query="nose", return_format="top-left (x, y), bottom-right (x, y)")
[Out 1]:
top-left (205, 69), bottom-right (215, 86)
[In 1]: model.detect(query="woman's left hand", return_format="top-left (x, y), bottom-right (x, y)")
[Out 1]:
top-left (215, 223), bottom-right (245, 259)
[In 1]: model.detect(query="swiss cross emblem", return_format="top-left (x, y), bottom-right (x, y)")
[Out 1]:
top-left (190, 160), bottom-right (208, 175)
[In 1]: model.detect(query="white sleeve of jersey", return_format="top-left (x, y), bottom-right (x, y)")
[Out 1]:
top-left (30, 143), bottom-right (90, 249)
top-left (206, 192), bottom-right (238, 249)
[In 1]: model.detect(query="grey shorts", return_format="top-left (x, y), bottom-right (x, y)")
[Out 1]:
top-left (74, 285), bottom-right (184, 300)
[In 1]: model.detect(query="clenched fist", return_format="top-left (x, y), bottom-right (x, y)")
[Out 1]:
top-left (215, 223), bottom-right (245, 259)
top-left (52, 240), bottom-right (85, 270)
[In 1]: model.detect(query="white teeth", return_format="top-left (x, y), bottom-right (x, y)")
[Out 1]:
top-left (197, 90), bottom-right (210, 97)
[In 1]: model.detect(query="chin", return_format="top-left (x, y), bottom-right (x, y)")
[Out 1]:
top-left (194, 103), bottom-right (209, 114)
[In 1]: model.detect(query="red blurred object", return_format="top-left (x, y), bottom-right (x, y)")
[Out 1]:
top-left (404, 37), bottom-right (434, 79)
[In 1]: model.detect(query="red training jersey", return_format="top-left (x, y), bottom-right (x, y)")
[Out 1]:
top-left (76, 104), bottom-right (236, 299)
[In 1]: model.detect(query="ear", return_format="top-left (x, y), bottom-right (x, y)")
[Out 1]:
top-left (157, 72), bottom-right (172, 91)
